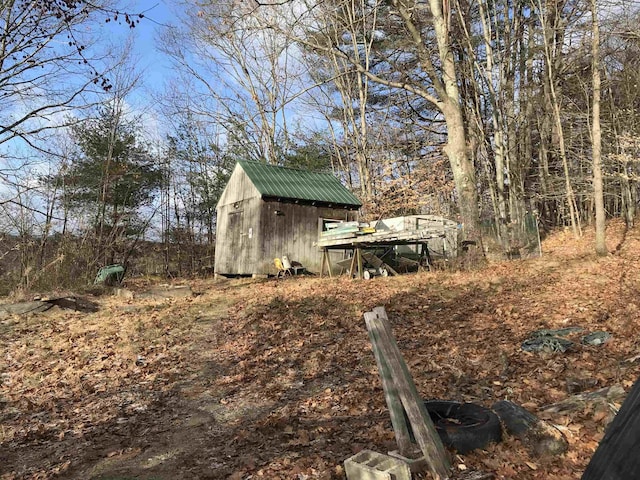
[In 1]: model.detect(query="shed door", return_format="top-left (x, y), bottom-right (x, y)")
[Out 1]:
top-left (227, 210), bottom-right (246, 272)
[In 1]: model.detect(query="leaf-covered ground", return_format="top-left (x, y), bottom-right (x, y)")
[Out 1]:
top-left (2, 220), bottom-right (640, 479)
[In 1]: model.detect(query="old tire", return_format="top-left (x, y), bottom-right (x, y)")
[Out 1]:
top-left (492, 400), bottom-right (538, 437)
top-left (406, 401), bottom-right (502, 454)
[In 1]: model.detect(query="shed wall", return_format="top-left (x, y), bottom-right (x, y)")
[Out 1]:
top-left (215, 198), bottom-right (356, 276)
top-left (214, 165), bottom-right (264, 275)
top-left (215, 197), bottom-right (263, 275)
top-left (217, 163), bottom-right (261, 207)
top-left (256, 200), bottom-right (355, 275)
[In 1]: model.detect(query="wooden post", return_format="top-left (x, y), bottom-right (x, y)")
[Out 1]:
top-left (364, 307), bottom-right (451, 479)
top-left (365, 313), bottom-right (413, 455)
top-left (320, 249), bottom-right (332, 278)
top-left (356, 247), bottom-right (363, 279)
top-left (348, 250), bottom-right (357, 278)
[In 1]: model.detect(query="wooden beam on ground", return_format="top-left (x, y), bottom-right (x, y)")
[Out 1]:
top-left (540, 385), bottom-right (625, 414)
top-left (492, 400), bottom-right (568, 457)
top-left (364, 307), bottom-right (450, 479)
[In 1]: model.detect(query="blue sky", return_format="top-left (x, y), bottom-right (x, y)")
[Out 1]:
top-left (0, 2), bottom-right (177, 194)
top-left (121, 1), bottom-right (328, 150)
top-left (130, 1), bottom-right (174, 88)
top-left (104, 1), bottom-right (180, 144)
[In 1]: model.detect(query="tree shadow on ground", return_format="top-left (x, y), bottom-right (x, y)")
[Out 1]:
top-left (3, 236), bottom-right (637, 480)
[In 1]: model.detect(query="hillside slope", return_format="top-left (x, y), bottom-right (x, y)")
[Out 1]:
top-left (1, 220), bottom-right (639, 479)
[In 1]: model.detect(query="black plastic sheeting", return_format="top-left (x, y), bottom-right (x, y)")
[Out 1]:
top-left (582, 376), bottom-right (640, 479)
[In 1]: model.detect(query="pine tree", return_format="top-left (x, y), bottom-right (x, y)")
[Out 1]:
top-left (52, 105), bottom-right (163, 265)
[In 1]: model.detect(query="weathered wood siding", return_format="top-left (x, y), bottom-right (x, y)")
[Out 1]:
top-left (214, 165), bottom-right (263, 275)
top-left (255, 200), bottom-right (354, 275)
top-left (217, 163), bottom-right (261, 208)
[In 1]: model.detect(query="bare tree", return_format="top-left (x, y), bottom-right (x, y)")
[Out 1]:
top-left (160, 0), bottom-right (309, 165)
top-left (0, 1), bottom-right (145, 153)
top-left (591, 0), bottom-right (606, 255)
top-left (535, 0), bottom-right (582, 237)
top-left (289, 0), bottom-right (483, 257)
top-left (309, 0), bottom-right (378, 203)
top-left (160, 112), bottom-right (231, 276)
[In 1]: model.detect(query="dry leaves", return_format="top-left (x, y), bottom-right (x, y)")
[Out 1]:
top-left (1, 219), bottom-right (639, 479)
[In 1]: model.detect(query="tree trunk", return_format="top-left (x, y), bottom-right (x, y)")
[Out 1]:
top-left (537, 0), bottom-right (580, 237)
top-left (443, 103), bottom-right (482, 256)
top-left (591, 0), bottom-right (606, 256)
top-left (430, 0), bottom-right (483, 260)
top-left (549, 61), bottom-right (580, 239)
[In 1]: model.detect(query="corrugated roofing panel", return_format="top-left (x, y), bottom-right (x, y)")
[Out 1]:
top-left (238, 160), bottom-right (362, 207)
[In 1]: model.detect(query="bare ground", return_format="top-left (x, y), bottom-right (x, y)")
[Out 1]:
top-left (2, 220), bottom-right (640, 479)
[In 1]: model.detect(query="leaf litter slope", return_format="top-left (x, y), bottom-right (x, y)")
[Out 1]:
top-left (1, 220), bottom-right (639, 479)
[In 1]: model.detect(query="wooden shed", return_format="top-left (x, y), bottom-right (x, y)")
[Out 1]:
top-left (214, 161), bottom-right (362, 276)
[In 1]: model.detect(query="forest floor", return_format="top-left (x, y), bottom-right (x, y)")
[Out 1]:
top-left (2, 219), bottom-right (640, 480)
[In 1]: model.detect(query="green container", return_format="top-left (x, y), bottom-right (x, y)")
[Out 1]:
top-left (94, 264), bottom-right (125, 285)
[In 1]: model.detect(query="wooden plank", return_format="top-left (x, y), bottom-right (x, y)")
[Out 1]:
top-left (0, 301), bottom-right (52, 315)
top-left (361, 252), bottom-right (399, 276)
top-left (364, 307), bottom-right (450, 479)
top-left (320, 249), bottom-right (332, 278)
top-left (396, 256), bottom-right (420, 268)
top-left (372, 309), bottom-right (450, 476)
top-left (322, 226), bottom-right (359, 234)
top-left (317, 237), bottom-right (359, 247)
top-left (541, 385), bottom-right (625, 414)
top-left (361, 252), bottom-right (384, 269)
top-left (373, 314), bottom-right (450, 478)
top-left (364, 311), bottom-right (413, 456)
top-left (320, 231), bottom-right (358, 239)
top-left (582, 377), bottom-right (640, 479)
top-left (317, 228), bottom-right (448, 248)
top-left (348, 253), bottom-right (357, 278)
top-left (325, 220), bottom-right (359, 229)
top-left (335, 257), bottom-right (354, 269)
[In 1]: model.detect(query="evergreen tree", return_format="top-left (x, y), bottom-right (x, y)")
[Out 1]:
top-left (51, 105), bottom-right (163, 264)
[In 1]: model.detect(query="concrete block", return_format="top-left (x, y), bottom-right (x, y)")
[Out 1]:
top-left (344, 450), bottom-right (411, 480)
top-left (388, 450), bottom-right (429, 474)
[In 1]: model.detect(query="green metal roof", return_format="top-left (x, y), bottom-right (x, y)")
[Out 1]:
top-left (238, 160), bottom-right (362, 207)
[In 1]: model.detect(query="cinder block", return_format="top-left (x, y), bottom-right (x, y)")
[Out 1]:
top-left (344, 449), bottom-right (411, 480)
top-left (388, 450), bottom-right (429, 474)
